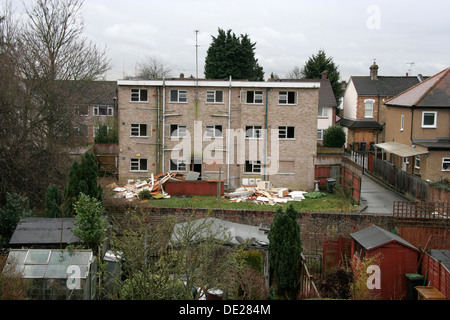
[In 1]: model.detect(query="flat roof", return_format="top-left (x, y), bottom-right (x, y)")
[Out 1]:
top-left (375, 142), bottom-right (429, 157)
top-left (118, 79), bottom-right (320, 89)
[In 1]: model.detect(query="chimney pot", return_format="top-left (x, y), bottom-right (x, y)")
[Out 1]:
top-left (370, 61), bottom-right (379, 80)
top-left (322, 70), bottom-right (328, 80)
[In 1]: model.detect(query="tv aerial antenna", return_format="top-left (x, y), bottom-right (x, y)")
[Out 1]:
top-left (406, 62), bottom-right (415, 75)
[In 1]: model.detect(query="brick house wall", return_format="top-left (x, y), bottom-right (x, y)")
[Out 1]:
top-left (117, 79), bottom-right (320, 191)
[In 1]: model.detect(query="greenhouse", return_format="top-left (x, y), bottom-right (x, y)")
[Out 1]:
top-left (6, 249), bottom-right (97, 300)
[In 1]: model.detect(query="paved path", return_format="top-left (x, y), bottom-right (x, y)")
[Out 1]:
top-left (359, 173), bottom-right (410, 215)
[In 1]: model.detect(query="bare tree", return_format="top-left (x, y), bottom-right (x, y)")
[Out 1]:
top-left (285, 66), bottom-right (302, 79)
top-left (136, 56), bottom-right (172, 80)
top-left (0, 0), bottom-right (110, 207)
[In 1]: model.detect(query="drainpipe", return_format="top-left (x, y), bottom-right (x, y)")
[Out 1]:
top-left (227, 75), bottom-right (232, 188)
top-left (264, 87), bottom-right (270, 181)
top-left (162, 78), bottom-right (166, 173)
top-left (156, 87), bottom-right (161, 173)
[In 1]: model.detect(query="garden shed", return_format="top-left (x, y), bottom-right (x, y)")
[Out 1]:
top-left (9, 218), bottom-right (81, 249)
top-left (350, 225), bottom-right (420, 300)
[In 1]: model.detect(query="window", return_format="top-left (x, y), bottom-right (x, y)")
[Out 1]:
top-left (400, 115), bottom-right (404, 131)
top-left (422, 111), bottom-right (437, 128)
top-left (246, 91), bottom-right (263, 104)
top-left (317, 129), bottom-right (324, 140)
top-left (415, 155), bottom-right (421, 169)
top-left (279, 91), bottom-right (297, 105)
top-left (131, 124), bottom-right (148, 137)
top-left (245, 160), bottom-right (261, 173)
top-left (130, 158), bottom-right (148, 171)
top-left (278, 126), bottom-right (295, 139)
top-left (170, 90), bottom-right (187, 103)
top-left (170, 124), bottom-right (187, 138)
top-left (245, 126), bottom-right (262, 139)
top-left (205, 125), bottom-right (223, 138)
top-left (318, 107), bottom-right (328, 117)
top-left (93, 126), bottom-right (112, 137)
top-left (77, 105), bottom-right (89, 116)
top-left (443, 158), bottom-right (450, 171)
top-left (364, 99), bottom-right (375, 118)
top-left (170, 159), bottom-right (187, 171)
top-left (131, 89), bottom-right (148, 102)
top-left (206, 90), bottom-right (224, 103)
top-left (93, 105), bottom-right (113, 116)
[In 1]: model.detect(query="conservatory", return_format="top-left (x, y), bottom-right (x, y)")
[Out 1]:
top-left (6, 249), bottom-right (97, 300)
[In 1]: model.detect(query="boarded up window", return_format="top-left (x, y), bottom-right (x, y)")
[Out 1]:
top-left (278, 161), bottom-right (295, 173)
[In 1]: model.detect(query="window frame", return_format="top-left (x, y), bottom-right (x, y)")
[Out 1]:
top-left (170, 124), bottom-right (187, 138)
top-left (170, 159), bottom-right (187, 172)
top-left (130, 88), bottom-right (148, 102)
top-left (278, 91), bottom-right (297, 105)
top-left (400, 114), bottom-right (404, 131)
top-left (317, 129), bottom-right (324, 140)
top-left (415, 155), bottom-right (421, 169)
top-left (170, 89), bottom-right (188, 103)
top-left (245, 90), bottom-right (264, 104)
top-left (205, 125), bottom-right (223, 139)
top-left (206, 90), bottom-right (224, 104)
top-left (245, 126), bottom-right (263, 139)
top-left (130, 124), bottom-right (149, 137)
top-left (93, 105), bottom-right (114, 116)
top-left (318, 106), bottom-right (328, 117)
top-left (443, 158), bottom-right (450, 172)
top-left (93, 125), bottom-right (112, 138)
top-left (278, 126), bottom-right (295, 139)
top-left (244, 160), bottom-right (262, 173)
top-left (364, 99), bottom-right (375, 118)
top-left (421, 111), bottom-right (437, 128)
top-left (130, 158), bottom-right (148, 172)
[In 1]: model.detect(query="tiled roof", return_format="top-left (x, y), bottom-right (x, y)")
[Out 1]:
top-left (385, 68), bottom-right (450, 107)
top-left (351, 76), bottom-right (421, 97)
top-left (338, 117), bottom-right (383, 130)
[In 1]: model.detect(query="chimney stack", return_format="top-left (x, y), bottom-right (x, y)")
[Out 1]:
top-left (322, 70), bottom-right (328, 80)
top-left (370, 61), bottom-right (379, 80)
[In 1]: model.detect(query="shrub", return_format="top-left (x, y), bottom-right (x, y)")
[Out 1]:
top-left (323, 124), bottom-right (346, 148)
top-left (138, 189), bottom-right (152, 200)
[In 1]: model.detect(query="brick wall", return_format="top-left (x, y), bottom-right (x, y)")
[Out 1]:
top-left (106, 206), bottom-right (394, 254)
top-left (117, 81), bottom-right (319, 191)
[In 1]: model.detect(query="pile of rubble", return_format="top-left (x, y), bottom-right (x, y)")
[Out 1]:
top-left (225, 184), bottom-right (309, 206)
top-left (112, 172), bottom-right (185, 201)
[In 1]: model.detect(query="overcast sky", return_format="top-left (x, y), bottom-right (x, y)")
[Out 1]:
top-left (14, 0), bottom-right (450, 81)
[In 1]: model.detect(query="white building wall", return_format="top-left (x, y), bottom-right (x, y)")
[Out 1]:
top-left (342, 79), bottom-right (358, 119)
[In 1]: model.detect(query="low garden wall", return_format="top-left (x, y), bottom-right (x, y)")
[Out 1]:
top-left (105, 206), bottom-right (394, 254)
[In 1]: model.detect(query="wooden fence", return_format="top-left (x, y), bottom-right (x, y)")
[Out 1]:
top-left (314, 156), bottom-right (362, 204)
top-left (393, 201), bottom-right (450, 250)
top-left (419, 250), bottom-right (450, 299)
top-left (322, 235), bottom-right (352, 275)
top-left (298, 253), bottom-right (321, 299)
top-left (372, 157), bottom-right (429, 201)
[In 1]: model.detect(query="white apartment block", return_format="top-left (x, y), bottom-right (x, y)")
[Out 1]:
top-left (117, 78), bottom-right (321, 191)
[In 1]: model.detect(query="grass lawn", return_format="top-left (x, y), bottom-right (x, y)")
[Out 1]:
top-left (134, 193), bottom-right (358, 212)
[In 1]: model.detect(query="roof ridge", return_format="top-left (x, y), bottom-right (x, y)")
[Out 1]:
top-left (415, 67), bottom-right (449, 106)
top-left (385, 67), bottom-right (449, 106)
